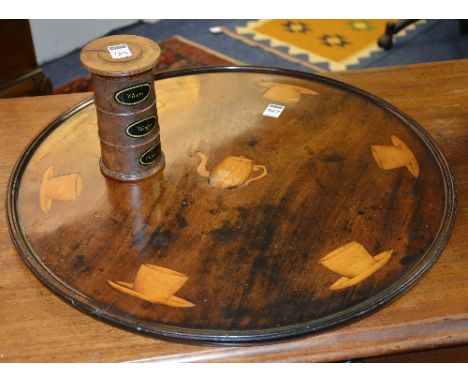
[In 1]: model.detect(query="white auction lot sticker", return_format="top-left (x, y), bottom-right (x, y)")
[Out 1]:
top-left (107, 44), bottom-right (133, 59)
top-left (263, 104), bottom-right (285, 118)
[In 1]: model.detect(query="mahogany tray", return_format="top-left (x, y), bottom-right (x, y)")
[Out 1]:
top-left (7, 67), bottom-right (456, 344)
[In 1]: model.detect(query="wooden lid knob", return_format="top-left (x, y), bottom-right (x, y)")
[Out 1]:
top-left (80, 35), bottom-right (161, 77)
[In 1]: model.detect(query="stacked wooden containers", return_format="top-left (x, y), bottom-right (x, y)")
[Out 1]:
top-left (80, 35), bottom-right (164, 181)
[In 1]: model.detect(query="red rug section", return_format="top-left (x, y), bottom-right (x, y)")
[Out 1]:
top-left (54, 35), bottom-right (237, 94)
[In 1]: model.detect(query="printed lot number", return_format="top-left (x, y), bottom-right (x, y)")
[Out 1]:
top-left (263, 104), bottom-right (285, 118)
top-left (107, 44), bottom-right (132, 59)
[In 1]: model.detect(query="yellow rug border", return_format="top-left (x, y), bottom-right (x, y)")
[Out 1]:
top-left (234, 20), bottom-right (427, 71)
top-left (218, 26), bottom-right (327, 72)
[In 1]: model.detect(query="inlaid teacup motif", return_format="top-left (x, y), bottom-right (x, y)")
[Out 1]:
top-left (108, 264), bottom-right (194, 308)
top-left (319, 241), bottom-right (393, 290)
top-left (260, 81), bottom-right (319, 104)
top-left (371, 135), bottom-right (420, 177)
top-left (196, 152), bottom-right (268, 189)
top-left (39, 166), bottom-right (82, 214)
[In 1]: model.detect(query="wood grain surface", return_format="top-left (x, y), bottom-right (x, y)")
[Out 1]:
top-left (7, 68), bottom-right (455, 344)
top-left (80, 35), bottom-right (161, 77)
top-left (1, 60), bottom-right (467, 361)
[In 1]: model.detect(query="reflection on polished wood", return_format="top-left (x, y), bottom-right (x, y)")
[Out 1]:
top-left (8, 68), bottom-right (453, 344)
top-left (0, 59), bottom-right (466, 360)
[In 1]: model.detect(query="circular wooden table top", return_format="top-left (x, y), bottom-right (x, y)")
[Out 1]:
top-left (7, 67), bottom-right (456, 344)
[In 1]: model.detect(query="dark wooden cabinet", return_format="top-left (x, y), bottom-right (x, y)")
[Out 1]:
top-left (0, 20), bottom-right (52, 98)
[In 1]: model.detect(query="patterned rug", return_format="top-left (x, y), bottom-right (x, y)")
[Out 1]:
top-left (220, 19), bottom-right (427, 72)
top-left (54, 35), bottom-right (242, 94)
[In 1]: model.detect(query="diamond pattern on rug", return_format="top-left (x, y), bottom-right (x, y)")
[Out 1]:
top-left (224, 20), bottom-right (427, 71)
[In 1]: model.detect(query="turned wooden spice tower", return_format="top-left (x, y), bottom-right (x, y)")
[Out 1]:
top-left (80, 35), bottom-right (164, 181)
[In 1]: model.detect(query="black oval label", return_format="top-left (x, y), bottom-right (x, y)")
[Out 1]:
top-left (139, 144), bottom-right (161, 166)
top-left (114, 83), bottom-right (151, 105)
top-left (126, 115), bottom-right (157, 138)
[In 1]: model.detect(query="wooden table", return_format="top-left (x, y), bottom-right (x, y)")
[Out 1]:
top-left (1, 59), bottom-right (467, 362)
